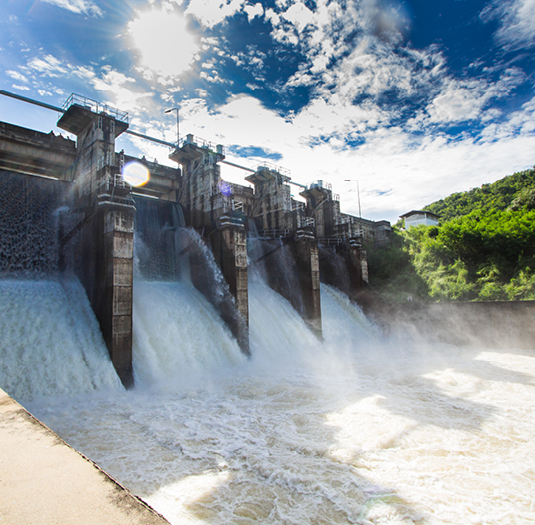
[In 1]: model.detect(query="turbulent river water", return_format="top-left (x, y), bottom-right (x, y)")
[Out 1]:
top-left (1, 275), bottom-right (534, 525)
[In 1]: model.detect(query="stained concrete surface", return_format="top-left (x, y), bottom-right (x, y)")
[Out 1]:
top-left (0, 388), bottom-right (170, 525)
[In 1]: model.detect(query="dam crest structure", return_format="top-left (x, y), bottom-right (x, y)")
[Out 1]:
top-left (0, 92), bottom-right (392, 386)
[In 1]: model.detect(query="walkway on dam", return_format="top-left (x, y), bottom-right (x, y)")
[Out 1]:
top-left (0, 388), bottom-right (170, 525)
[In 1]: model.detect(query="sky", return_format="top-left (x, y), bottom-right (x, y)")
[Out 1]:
top-left (1, 0), bottom-right (534, 222)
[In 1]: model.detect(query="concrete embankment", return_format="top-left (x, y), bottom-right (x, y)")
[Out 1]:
top-left (0, 388), bottom-right (170, 525)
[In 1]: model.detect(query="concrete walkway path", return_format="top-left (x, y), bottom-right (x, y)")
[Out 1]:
top-left (0, 388), bottom-right (170, 525)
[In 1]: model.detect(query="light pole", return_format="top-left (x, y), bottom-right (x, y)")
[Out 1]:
top-left (345, 179), bottom-right (361, 218)
top-left (165, 107), bottom-right (179, 146)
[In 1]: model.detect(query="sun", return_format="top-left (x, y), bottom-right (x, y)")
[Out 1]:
top-left (128, 7), bottom-right (200, 78)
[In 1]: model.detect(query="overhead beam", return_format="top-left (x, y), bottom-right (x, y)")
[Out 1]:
top-left (0, 90), bottom-right (63, 113)
top-left (0, 90), bottom-right (175, 148)
top-left (1, 90), bottom-right (310, 188)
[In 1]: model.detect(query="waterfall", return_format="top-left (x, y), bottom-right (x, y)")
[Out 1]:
top-left (0, 172), bottom-right (70, 274)
top-left (132, 280), bottom-right (245, 389)
top-left (0, 277), bottom-right (122, 401)
top-left (134, 197), bottom-right (186, 280)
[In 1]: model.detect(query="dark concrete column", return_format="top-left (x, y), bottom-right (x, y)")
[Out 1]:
top-left (210, 223), bottom-right (250, 355)
top-left (345, 243), bottom-right (364, 302)
top-left (293, 231), bottom-right (322, 338)
top-left (96, 204), bottom-right (135, 387)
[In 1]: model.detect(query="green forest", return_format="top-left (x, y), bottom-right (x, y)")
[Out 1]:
top-left (367, 167), bottom-right (535, 303)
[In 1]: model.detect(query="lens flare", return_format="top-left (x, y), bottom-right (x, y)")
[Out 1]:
top-left (122, 161), bottom-right (150, 187)
top-left (219, 181), bottom-right (232, 196)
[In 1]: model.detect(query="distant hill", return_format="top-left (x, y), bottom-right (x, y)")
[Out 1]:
top-left (369, 166), bottom-right (535, 302)
top-left (423, 167), bottom-right (535, 221)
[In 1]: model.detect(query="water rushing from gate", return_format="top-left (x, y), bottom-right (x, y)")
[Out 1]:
top-left (0, 271), bottom-right (532, 524)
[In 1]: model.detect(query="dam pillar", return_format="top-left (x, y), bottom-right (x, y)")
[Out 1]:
top-left (344, 238), bottom-right (373, 310)
top-left (96, 203), bottom-right (135, 387)
top-left (293, 229), bottom-right (322, 338)
top-left (169, 137), bottom-right (251, 354)
top-left (346, 238), bottom-right (365, 297)
top-left (57, 94), bottom-right (135, 387)
top-left (211, 218), bottom-right (250, 355)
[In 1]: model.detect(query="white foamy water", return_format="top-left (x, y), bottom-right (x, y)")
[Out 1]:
top-left (0, 277), bottom-right (122, 401)
top-left (7, 279), bottom-right (535, 524)
top-left (132, 280), bottom-right (246, 389)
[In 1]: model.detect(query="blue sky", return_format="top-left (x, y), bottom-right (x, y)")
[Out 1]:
top-left (1, 0), bottom-right (534, 222)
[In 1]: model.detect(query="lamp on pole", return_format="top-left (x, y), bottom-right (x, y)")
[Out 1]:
top-left (165, 107), bottom-right (179, 146)
top-left (344, 179), bottom-right (361, 218)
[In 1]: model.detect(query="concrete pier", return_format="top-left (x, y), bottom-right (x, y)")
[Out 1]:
top-left (57, 97), bottom-right (136, 387)
top-left (95, 204), bottom-right (135, 387)
top-left (211, 221), bottom-right (250, 354)
top-left (0, 388), bottom-right (169, 525)
top-left (169, 136), bottom-right (252, 353)
top-left (292, 230), bottom-right (322, 338)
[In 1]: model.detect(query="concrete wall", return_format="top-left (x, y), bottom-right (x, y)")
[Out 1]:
top-left (0, 121), bottom-right (76, 179)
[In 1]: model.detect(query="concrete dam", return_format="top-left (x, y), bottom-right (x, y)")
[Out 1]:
top-left (0, 92), bottom-right (391, 387)
top-left (2, 93), bottom-right (535, 524)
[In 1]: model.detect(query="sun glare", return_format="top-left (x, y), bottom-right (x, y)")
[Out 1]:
top-left (128, 8), bottom-right (200, 78)
top-left (122, 161), bottom-right (150, 187)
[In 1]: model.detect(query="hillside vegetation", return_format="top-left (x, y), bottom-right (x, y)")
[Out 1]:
top-left (367, 167), bottom-right (535, 302)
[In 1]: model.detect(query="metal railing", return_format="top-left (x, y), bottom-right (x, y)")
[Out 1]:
top-left (306, 180), bottom-right (332, 191)
top-left (63, 93), bottom-right (129, 123)
top-left (298, 216), bottom-right (315, 228)
top-left (256, 162), bottom-right (291, 178)
top-left (219, 215), bottom-right (244, 227)
top-left (173, 133), bottom-right (225, 155)
top-left (96, 175), bottom-right (134, 206)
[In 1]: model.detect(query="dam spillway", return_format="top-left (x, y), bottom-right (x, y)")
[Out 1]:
top-left (0, 94), bottom-right (380, 383)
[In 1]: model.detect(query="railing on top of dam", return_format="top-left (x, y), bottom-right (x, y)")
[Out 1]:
top-left (62, 93), bottom-right (129, 124)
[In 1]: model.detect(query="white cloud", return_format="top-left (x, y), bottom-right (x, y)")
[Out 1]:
top-left (40, 0), bottom-right (103, 17)
top-left (483, 0), bottom-right (535, 49)
top-left (138, 91), bottom-right (535, 223)
top-left (128, 7), bottom-right (200, 78)
top-left (26, 55), bottom-right (69, 77)
top-left (427, 85), bottom-right (488, 123)
top-left (185, 0), bottom-right (245, 28)
top-left (244, 3), bottom-right (264, 22)
top-left (280, 3), bottom-right (315, 32)
top-left (425, 68), bottom-right (525, 125)
top-left (266, 0), bottom-right (444, 118)
top-left (6, 70), bottom-right (29, 83)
